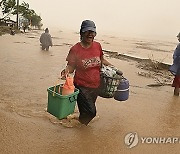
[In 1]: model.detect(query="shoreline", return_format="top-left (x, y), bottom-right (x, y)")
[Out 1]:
top-left (103, 49), bottom-right (171, 68)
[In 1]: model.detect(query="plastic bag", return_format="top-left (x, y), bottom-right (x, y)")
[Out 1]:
top-left (62, 75), bottom-right (75, 95)
top-left (100, 65), bottom-right (117, 77)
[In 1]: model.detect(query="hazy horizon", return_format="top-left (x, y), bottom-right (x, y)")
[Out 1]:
top-left (3, 0), bottom-right (180, 39)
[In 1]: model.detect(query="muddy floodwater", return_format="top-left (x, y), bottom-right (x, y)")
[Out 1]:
top-left (0, 30), bottom-right (180, 154)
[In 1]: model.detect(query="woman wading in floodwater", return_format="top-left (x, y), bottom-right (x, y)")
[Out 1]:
top-left (61, 20), bottom-right (118, 125)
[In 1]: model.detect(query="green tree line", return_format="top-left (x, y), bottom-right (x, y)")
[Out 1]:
top-left (0, 0), bottom-right (42, 29)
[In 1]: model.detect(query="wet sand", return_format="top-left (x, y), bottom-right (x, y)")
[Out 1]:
top-left (0, 29), bottom-right (180, 154)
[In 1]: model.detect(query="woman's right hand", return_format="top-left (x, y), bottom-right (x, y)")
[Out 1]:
top-left (60, 65), bottom-right (74, 80)
top-left (60, 69), bottom-right (69, 80)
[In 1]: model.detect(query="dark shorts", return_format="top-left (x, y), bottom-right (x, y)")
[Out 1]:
top-left (75, 85), bottom-right (99, 125)
top-left (172, 75), bottom-right (180, 88)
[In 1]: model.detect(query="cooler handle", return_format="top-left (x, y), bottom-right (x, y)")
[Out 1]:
top-left (69, 95), bottom-right (77, 103)
top-left (53, 80), bottom-right (62, 96)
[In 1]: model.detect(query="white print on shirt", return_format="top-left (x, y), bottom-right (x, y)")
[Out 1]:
top-left (82, 57), bottom-right (101, 69)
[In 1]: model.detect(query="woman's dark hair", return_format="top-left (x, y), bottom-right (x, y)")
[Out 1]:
top-left (80, 29), bottom-right (83, 41)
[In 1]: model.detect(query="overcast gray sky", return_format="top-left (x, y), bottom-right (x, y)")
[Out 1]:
top-left (18, 0), bottom-right (180, 38)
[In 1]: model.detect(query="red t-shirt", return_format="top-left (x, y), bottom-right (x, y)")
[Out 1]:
top-left (66, 41), bottom-right (103, 88)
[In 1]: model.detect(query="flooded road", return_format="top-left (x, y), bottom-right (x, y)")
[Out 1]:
top-left (0, 31), bottom-right (180, 154)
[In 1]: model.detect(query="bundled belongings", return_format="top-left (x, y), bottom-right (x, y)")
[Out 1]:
top-left (99, 65), bottom-right (123, 98)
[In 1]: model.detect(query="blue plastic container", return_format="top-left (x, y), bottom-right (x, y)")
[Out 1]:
top-left (114, 78), bottom-right (129, 101)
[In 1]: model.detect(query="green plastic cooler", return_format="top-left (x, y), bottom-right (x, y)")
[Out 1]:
top-left (47, 84), bottom-right (79, 119)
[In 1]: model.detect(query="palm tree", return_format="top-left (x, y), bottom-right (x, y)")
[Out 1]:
top-left (1, 0), bottom-right (42, 29)
top-left (0, 0), bottom-right (16, 20)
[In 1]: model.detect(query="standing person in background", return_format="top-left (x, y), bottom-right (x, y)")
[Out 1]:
top-left (23, 24), bottom-right (28, 33)
top-left (10, 25), bottom-right (15, 35)
top-left (61, 20), bottom-right (119, 125)
top-left (169, 32), bottom-right (180, 96)
top-left (23, 26), bottom-right (26, 33)
top-left (40, 28), bottom-right (53, 51)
